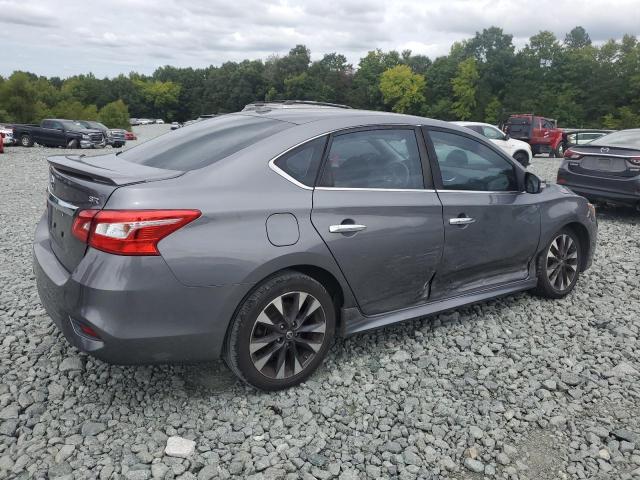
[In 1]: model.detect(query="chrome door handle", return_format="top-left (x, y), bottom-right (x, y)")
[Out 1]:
top-left (449, 217), bottom-right (475, 225)
top-left (329, 224), bottom-right (367, 233)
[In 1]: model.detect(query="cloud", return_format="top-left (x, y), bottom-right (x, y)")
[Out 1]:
top-left (0, 0), bottom-right (638, 78)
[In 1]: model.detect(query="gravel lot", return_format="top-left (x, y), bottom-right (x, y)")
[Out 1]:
top-left (1, 124), bottom-right (639, 480)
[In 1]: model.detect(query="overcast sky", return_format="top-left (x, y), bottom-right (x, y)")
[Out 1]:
top-left (1, 0), bottom-right (639, 78)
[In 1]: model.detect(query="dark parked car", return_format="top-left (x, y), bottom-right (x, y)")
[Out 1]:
top-left (13, 119), bottom-right (104, 148)
top-left (563, 129), bottom-right (614, 148)
top-left (34, 106), bottom-right (598, 390)
top-left (557, 128), bottom-right (640, 209)
top-left (76, 120), bottom-right (126, 148)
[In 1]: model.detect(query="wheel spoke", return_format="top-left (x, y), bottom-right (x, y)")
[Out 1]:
top-left (295, 336), bottom-right (323, 353)
top-left (252, 341), bottom-right (282, 372)
top-left (297, 322), bottom-right (326, 334)
top-left (274, 345), bottom-right (287, 379)
top-left (250, 332), bottom-right (282, 354)
top-left (297, 298), bottom-right (321, 328)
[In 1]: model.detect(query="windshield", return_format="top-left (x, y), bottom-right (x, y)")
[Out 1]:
top-left (119, 114), bottom-right (292, 171)
top-left (590, 129), bottom-right (640, 148)
top-left (88, 121), bottom-right (107, 130)
top-left (61, 120), bottom-right (87, 130)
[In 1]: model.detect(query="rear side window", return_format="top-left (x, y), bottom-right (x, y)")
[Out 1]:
top-left (274, 136), bottom-right (327, 187)
top-left (121, 114), bottom-right (292, 171)
top-left (318, 129), bottom-right (424, 189)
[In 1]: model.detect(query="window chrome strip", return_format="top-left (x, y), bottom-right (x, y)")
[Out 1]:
top-left (47, 188), bottom-right (78, 214)
top-left (315, 187), bottom-right (436, 192)
top-left (436, 190), bottom-right (520, 194)
top-left (569, 150), bottom-right (636, 159)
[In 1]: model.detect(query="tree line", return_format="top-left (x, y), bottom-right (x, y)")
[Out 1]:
top-left (1, 26), bottom-right (639, 130)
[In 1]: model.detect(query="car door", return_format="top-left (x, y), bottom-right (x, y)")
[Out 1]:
top-left (311, 126), bottom-right (444, 316)
top-left (423, 127), bottom-right (541, 299)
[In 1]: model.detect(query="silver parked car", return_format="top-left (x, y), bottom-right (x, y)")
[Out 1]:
top-left (34, 103), bottom-right (598, 390)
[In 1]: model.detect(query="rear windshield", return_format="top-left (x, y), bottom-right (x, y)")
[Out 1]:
top-left (590, 129), bottom-right (640, 148)
top-left (120, 114), bottom-right (292, 171)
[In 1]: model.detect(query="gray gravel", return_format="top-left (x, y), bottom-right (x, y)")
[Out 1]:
top-left (1, 125), bottom-right (640, 479)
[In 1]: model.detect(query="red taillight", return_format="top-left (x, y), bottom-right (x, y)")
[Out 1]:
top-left (72, 209), bottom-right (201, 256)
top-left (71, 210), bottom-right (99, 242)
top-left (564, 148), bottom-right (582, 160)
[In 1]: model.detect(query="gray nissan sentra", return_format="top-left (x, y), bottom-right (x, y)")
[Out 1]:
top-left (34, 102), bottom-right (598, 390)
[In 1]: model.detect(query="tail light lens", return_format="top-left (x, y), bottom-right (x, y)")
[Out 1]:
top-left (564, 148), bottom-right (582, 160)
top-left (72, 209), bottom-right (201, 255)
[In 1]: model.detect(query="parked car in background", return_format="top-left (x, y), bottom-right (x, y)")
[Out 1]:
top-left (155, 119), bottom-right (165, 124)
top-left (76, 120), bottom-right (126, 148)
top-left (504, 114), bottom-right (564, 157)
top-left (137, 119), bottom-right (154, 125)
top-left (453, 121), bottom-right (532, 167)
top-left (124, 131), bottom-right (137, 141)
top-left (563, 129), bottom-right (613, 149)
top-left (0, 124), bottom-right (14, 145)
top-left (170, 122), bottom-right (181, 130)
top-left (130, 118), bottom-right (140, 126)
top-left (558, 128), bottom-right (640, 209)
top-left (34, 106), bottom-right (597, 390)
top-left (13, 119), bottom-right (104, 148)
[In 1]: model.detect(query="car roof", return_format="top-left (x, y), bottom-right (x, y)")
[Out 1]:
top-left (233, 107), bottom-right (455, 129)
top-left (451, 121), bottom-right (498, 128)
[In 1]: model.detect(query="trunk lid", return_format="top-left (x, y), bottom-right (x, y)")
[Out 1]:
top-left (567, 146), bottom-right (640, 179)
top-left (47, 153), bottom-right (183, 271)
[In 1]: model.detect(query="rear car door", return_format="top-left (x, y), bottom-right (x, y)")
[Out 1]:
top-left (311, 126), bottom-right (444, 316)
top-left (423, 127), bottom-right (541, 299)
top-left (39, 120), bottom-right (60, 146)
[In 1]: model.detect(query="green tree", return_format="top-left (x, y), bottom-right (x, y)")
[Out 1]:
top-left (451, 58), bottom-right (479, 120)
top-left (52, 100), bottom-right (98, 120)
top-left (484, 97), bottom-right (502, 124)
top-left (565, 26), bottom-right (592, 49)
top-left (379, 65), bottom-right (425, 114)
top-left (98, 100), bottom-right (130, 129)
top-left (0, 72), bottom-right (39, 123)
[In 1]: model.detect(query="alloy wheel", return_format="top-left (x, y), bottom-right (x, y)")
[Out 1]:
top-left (249, 291), bottom-right (326, 379)
top-left (546, 234), bottom-right (578, 291)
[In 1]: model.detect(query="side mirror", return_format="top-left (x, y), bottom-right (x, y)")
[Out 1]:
top-left (524, 172), bottom-right (542, 194)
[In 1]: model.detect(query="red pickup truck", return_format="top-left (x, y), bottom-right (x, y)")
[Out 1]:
top-left (504, 114), bottom-right (564, 157)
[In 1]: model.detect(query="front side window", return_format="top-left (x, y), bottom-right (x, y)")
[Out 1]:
top-left (274, 136), bottom-right (327, 187)
top-left (429, 130), bottom-right (517, 192)
top-left (318, 129), bottom-right (424, 189)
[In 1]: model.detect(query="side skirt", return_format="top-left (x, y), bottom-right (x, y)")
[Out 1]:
top-left (340, 277), bottom-right (538, 337)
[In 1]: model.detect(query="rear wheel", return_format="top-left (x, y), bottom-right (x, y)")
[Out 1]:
top-left (532, 228), bottom-right (582, 298)
top-left (20, 134), bottom-right (33, 147)
top-left (552, 142), bottom-right (565, 158)
top-left (224, 271), bottom-right (335, 390)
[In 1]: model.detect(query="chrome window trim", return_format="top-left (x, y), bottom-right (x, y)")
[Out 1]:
top-left (436, 189), bottom-right (521, 194)
top-left (568, 150), bottom-right (638, 159)
top-left (315, 187), bottom-right (436, 193)
top-left (268, 124), bottom-right (423, 190)
top-left (47, 188), bottom-right (78, 214)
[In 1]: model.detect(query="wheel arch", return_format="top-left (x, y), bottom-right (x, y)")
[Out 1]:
top-left (564, 222), bottom-right (592, 271)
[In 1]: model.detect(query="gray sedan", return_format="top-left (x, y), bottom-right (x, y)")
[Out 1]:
top-left (34, 104), bottom-right (598, 390)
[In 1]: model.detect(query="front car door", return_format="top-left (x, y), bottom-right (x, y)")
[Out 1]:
top-left (423, 127), bottom-right (541, 299)
top-left (311, 126), bottom-right (444, 316)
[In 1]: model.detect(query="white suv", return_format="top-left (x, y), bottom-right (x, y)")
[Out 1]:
top-left (452, 121), bottom-right (532, 167)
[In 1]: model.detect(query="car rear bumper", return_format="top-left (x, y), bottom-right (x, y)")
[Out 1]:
top-left (33, 214), bottom-right (248, 364)
top-left (557, 164), bottom-right (640, 206)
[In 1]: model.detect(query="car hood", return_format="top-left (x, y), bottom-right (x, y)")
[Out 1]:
top-left (507, 138), bottom-right (531, 150)
top-left (69, 127), bottom-right (103, 135)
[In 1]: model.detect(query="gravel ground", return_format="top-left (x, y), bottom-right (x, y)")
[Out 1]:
top-left (1, 125), bottom-right (639, 480)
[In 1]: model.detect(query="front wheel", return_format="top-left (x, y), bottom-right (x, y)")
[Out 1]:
top-left (67, 138), bottom-right (79, 149)
top-left (532, 228), bottom-right (582, 298)
top-left (552, 142), bottom-right (565, 158)
top-left (224, 272), bottom-right (335, 390)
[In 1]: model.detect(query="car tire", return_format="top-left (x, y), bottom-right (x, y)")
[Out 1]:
top-left (513, 151), bottom-right (530, 167)
top-left (224, 271), bottom-right (335, 390)
top-left (67, 138), bottom-right (79, 149)
top-left (552, 142), bottom-right (564, 158)
top-left (20, 134), bottom-right (34, 147)
top-left (532, 228), bottom-right (582, 299)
